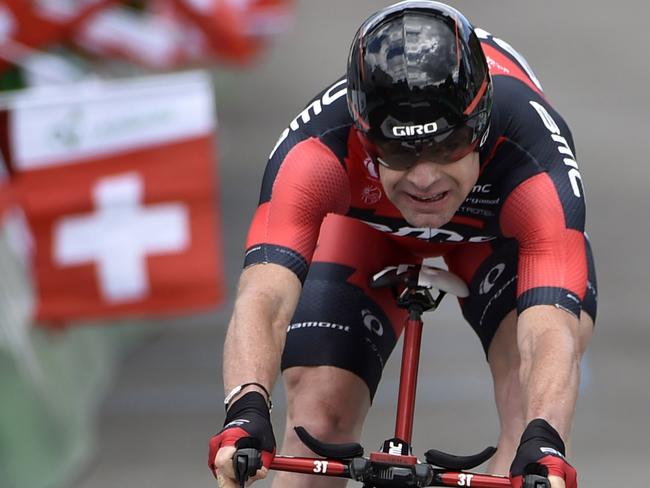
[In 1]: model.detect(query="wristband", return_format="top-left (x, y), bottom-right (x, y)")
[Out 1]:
top-left (225, 382), bottom-right (273, 412)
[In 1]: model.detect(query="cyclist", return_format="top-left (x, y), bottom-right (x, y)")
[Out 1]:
top-left (209, 2), bottom-right (597, 487)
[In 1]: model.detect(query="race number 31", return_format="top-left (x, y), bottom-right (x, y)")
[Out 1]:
top-left (458, 473), bottom-right (474, 486)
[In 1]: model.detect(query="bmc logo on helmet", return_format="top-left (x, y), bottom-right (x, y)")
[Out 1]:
top-left (392, 122), bottom-right (438, 137)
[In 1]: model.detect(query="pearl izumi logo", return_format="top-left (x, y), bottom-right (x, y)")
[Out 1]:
top-left (479, 263), bottom-right (506, 295)
top-left (392, 122), bottom-right (438, 137)
top-left (362, 309), bottom-right (383, 336)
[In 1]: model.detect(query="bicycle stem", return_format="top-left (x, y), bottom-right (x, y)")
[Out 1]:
top-left (395, 306), bottom-right (425, 443)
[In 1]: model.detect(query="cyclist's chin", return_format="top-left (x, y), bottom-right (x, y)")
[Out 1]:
top-left (400, 207), bottom-right (455, 229)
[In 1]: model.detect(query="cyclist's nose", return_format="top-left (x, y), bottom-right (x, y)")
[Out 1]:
top-left (404, 160), bottom-right (443, 190)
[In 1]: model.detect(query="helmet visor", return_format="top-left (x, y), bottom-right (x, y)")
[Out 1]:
top-left (362, 119), bottom-right (481, 171)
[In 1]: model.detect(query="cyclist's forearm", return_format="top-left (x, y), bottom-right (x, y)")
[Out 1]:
top-left (517, 305), bottom-right (581, 440)
top-left (223, 294), bottom-right (288, 391)
top-left (222, 264), bottom-right (301, 396)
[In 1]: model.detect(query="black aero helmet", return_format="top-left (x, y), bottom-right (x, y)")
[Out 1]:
top-left (347, 0), bottom-right (492, 169)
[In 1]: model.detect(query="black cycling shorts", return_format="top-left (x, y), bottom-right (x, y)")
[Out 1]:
top-left (280, 215), bottom-right (597, 400)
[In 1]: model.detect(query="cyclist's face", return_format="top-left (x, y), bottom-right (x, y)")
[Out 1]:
top-left (378, 151), bottom-right (480, 228)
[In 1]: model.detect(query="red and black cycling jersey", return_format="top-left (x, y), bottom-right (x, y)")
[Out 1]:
top-left (244, 29), bottom-right (589, 318)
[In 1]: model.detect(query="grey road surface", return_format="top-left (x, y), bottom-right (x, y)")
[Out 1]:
top-left (72, 1), bottom-right (650, 487)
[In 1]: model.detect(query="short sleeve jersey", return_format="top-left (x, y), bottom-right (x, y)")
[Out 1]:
top-left (244, 28), bottom-right (589, 318)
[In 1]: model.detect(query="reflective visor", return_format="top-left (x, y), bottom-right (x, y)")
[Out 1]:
top-left (361, 120), bottom-right (480, 171)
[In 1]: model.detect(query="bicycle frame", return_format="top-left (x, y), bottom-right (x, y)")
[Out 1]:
top-left (234, 265), bottom-right (549, 488)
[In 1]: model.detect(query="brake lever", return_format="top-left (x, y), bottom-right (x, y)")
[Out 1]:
top-left (523, 474), bottom-right (551, 488)
top-left (233, 448), bottom-right (262, 488)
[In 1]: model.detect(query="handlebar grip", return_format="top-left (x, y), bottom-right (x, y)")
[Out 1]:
top-left (523, 474), bottom-right (551, 488)
top-left (233, 448), bottom-right (262, 486)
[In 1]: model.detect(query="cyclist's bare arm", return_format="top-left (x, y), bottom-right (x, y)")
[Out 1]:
top-left (214, 263), bottom-right (301, 486)
top-left (499, 161), bottom-right (589, 486)
top-left (517, 304), bottom-right (582, 488)
top-left (223, 262), bottom-right (301, 399)
top-left (518, 305), bottom-right (582, 438)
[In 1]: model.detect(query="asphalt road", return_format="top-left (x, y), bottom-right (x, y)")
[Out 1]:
top-left (72, 1), bottom-right (650, 487)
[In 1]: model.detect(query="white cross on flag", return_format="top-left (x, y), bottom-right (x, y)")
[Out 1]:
top-left (3, 71), bottom-right (224, 324)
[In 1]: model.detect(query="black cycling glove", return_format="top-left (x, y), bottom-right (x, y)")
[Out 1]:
top-left (208, 391), bottom-right (276, 478)
top-left (509, 419), bottom-right (577, 488)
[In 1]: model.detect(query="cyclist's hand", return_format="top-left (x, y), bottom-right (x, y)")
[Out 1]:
top-left (509, 419), bottom-right (577, 488)
top-left (208, 392), bottom-right (276, 486)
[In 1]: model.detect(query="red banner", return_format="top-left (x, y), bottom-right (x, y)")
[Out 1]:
top-left (6, 71), bottom-right (225, 324)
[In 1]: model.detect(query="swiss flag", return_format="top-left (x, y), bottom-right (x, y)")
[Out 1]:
top-left (6, 71), bottom-right (225, 324)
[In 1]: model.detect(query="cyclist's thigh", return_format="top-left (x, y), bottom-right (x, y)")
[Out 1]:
top-left (281, 214), bottom-right (421, 401)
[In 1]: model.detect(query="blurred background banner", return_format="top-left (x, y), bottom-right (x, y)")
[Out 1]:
top-left (169, 0), bottom-right (294, 64)
top-left (0, 0), bottom-right (113, 73)
top-left (1, 71), bottom-right (225, 323)
top-left (0, 0), bottom-right (295, 77)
